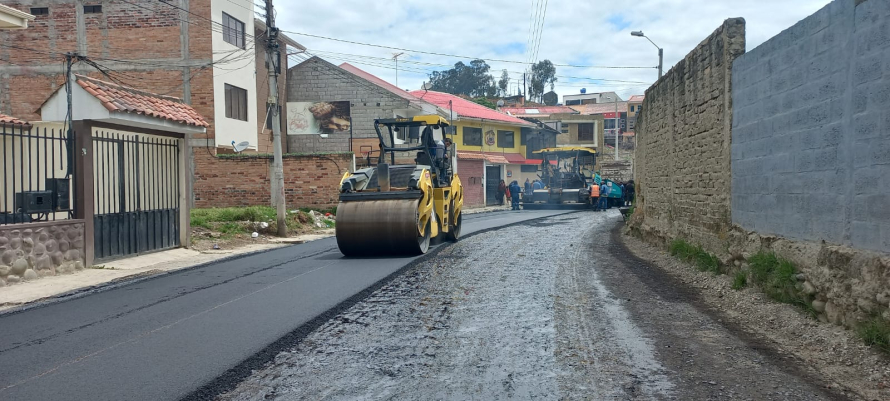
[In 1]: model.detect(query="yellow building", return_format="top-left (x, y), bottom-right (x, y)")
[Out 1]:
top-left (409, 91), bottom-right (553, 206)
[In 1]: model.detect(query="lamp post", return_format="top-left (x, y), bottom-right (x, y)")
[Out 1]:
top-left (604, 96), bottom-right (619, 159)
top-left (631, 31), bottom-right (663, 79)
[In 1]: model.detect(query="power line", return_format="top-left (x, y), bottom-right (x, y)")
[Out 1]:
top-left (280, 30), bottom-right (655, 69)
top-left (531, 0), bottom-right (549, 64)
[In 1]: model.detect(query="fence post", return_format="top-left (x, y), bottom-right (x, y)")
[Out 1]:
top-left (73, 120), bottom-right (95, 267)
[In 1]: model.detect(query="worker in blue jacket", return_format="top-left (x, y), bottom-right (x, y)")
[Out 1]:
top-left (509, 180), bottom-right (522, 210)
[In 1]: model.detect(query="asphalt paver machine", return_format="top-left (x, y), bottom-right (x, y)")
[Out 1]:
top-left (335, 116), bottom-right (463, 256)
top-left (523, 147), bottom-right (597, 209)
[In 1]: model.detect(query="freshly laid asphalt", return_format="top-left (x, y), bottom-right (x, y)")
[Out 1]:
top-left (0, 209), bottom-right (573, 401)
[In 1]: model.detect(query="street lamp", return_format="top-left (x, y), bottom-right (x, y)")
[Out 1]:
top-left (603, 95), bottom-right (619, 159)
top-left (631, 31), bottom-right (663, 79)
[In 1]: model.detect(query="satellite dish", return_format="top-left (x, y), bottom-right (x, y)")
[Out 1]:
top-left (580, 88), bottom-right (587, 94)
top-left (422, 82), bottom-right (432, 90)
top-left (232, 141), bottom-right (250, 153)
top-left (496, 99), bottom-right (505, 107)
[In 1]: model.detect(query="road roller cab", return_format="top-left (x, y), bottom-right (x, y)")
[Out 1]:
top-left (335, 116), bottom-right (463, 256)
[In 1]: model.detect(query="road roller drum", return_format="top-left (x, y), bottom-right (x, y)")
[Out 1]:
top-left (335, 199), bottom-right (430, 256)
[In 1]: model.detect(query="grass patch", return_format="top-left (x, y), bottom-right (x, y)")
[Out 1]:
top-left (191, 206), bottom-right (277, 224)
top-left (857, 316), bottom-right (890, 353)
top-left (732, 271), bottom-right (747, 290)
top-left (747, 252), bottom-right (815, 317)
top-left (669, 239), bottom-right (721, 274)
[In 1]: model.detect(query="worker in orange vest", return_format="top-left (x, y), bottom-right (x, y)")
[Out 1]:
top-left (590, 182), bottom-right (600, 211)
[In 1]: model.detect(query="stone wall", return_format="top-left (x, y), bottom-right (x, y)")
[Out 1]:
top-left (193, 150), bottom-right (354, 208)
top-left (631, 18), bottom-right (746, 252)
top-left (0, 220), bottom-right (86, 286)
top-left (286, 57), bottom-right (415, 154)
top-left (732, 0), bottom-right (890, 254)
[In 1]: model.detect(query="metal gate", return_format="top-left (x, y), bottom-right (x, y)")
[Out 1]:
top-left (92, 130), bottom-right (180, 261)
top-left (485, 165), bottom-right (501, 205)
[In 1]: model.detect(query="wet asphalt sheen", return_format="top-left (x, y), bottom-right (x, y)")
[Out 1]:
top-left (0, 209), bottom-right (573, 401)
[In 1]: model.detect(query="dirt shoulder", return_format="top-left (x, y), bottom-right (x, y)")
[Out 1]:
top-left (620, 228), bottom-right (890, 401)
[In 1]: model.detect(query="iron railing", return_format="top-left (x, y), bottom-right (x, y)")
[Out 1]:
top-left (1, 122), bottom-right (75, 225)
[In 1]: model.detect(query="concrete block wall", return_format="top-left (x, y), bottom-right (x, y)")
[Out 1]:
top-left (631, 18), bottom-right (746, 252)
top-left (285, 57), bottom-right (413, 154)
top-left (731, 0), bottom-right (890, 254)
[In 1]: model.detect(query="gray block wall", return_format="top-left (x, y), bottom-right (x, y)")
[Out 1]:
top-left (285, 57), bottom-right (414, 153)
top-left (731, 0), bottom-right (890, 253)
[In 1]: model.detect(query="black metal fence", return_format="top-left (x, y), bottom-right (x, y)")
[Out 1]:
top-left (1, 122), bottom-right (75, 225)
top-left (92, 130), bottom-right (180, 260)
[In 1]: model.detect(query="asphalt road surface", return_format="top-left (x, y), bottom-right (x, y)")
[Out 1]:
top-left (0, 209), bottom-right (573, 401)
top-left (218, 212), bottom-right (843, 401)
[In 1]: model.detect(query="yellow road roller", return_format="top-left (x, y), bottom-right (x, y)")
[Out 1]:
top-left (335, 115), bottom-right (463, 256)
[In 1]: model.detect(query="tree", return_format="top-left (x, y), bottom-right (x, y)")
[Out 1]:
top-left (473, 97), bottom-right (497, 110)
top-left (497, 69), bottom-right (510, 96)
top-left (529, 60), bottom-right (557, 102)
top-left (428, 59), bottom-right (497, 97)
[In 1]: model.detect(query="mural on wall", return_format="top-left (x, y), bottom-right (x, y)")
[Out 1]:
top-left (287, 101), bottom-right (351, 135)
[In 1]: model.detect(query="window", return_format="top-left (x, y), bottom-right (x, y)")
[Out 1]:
top-left (566, 99), bottom-right (581, 106)
top-left (578, 123), bottom-right (594, 142)
top-left (497, 130), bottom-right (514, 148)
top-left (83, 5), bottom-right (101, 13)
top-left (30, 7), bottom-right (48, 15)
top-left (225, 84), bottom-right (248, 121)
top-left (222, 12), bottom-right (245, 49)
top-left (463, 127), bottom-right (482, 146)
top-left (521, 165), bottom-right (538, 173)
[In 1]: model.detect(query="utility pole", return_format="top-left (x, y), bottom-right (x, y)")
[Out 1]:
top-left (523, 72), bottom-right (526, 105)
top-left (614, 96), bottom-right (619, 159)
top-left (392, 52), bottom-right (404, 88)
top-left (264, 0), bottom-right (287, 237)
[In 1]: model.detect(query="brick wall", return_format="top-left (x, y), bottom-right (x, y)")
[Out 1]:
top-left (0, 0), bottom-right (215, 137)
top-left (732, 0), bottom-right (890, 254)
top-left (457, 159), bottom-right (484, 207)
top-left (631, 18), bottom-right (746, 252)
top-left (285, 57), bottom-right (414, 153)
top-left (193, 150), bottom-right (354, 208)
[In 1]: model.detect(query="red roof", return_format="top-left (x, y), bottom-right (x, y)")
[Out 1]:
top-left (75, 75), bottom-right (209, 127)
top-left (570, 102), bottom-right (628, 115)
top-left (628, 95), bottom-right (645, 102)
top-left (408, 91), bottom-right (532, 126)
top-left (500, 106), bottom-right (577, 116)
top-left (0, 113), bottom-right (28, 126)
top-left (339, 63), bottom-right (425, 104)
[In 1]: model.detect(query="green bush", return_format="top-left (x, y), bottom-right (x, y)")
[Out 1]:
top-left (857, 317), bottom-right (890, 354)
top-left (732, 271), bottom-right (747, 290)
top-left (669, 239), bottom-right (721, 274)
top-left (191, 206), bottom-right (276, 223)
top-left (747, 252), bottom-right (815, 317)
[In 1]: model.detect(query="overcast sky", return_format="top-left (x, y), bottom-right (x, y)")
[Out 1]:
top-left (275, 0), bottom-right (832, 102)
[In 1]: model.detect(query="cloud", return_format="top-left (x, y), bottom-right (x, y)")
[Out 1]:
top-left (277, 0), bottom-right (833, 101)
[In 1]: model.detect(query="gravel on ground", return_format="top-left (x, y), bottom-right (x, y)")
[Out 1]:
top-left (215, 212), bottom-right (852, 400)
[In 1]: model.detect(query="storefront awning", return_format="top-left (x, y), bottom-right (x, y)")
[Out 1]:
top-left (457, 150), bottom-right (555, 165)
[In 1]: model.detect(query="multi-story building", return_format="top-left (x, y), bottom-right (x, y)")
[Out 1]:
top-left (562, 91), bottom-right (622, 106)
top-left (0, 1), bottom-right (303, 154)
top-left (626, 94), bottom-right (645, 133)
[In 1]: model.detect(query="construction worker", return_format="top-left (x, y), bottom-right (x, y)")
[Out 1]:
top-left (591, 182), bottom-right (600, 211)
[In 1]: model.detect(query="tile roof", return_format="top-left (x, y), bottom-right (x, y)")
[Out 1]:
top-left (0, 113), bottom-right (28, 126)
top-left (628, 95), bottom-right (645, 102)
top-left (339, 63), bottom-right (425, 104)
top-left (570, 101), bottom-right (628, 115)
top-left (500, 105), bottom-right (578, 116)
top-left (408, 91), bottom-right (532, 126)
top-left (75, 75), bottom-right (209, 127)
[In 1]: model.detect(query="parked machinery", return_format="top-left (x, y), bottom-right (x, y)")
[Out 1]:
top-left (335, 116), bottom-right (463, 256)
top-left (523, 147), bottom-right (597, 208)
